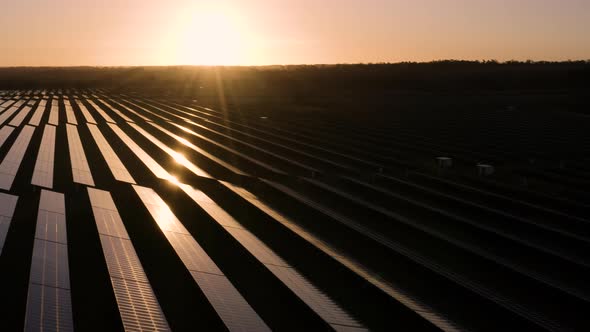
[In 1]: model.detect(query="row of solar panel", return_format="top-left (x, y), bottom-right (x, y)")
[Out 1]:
top-left (3, 92), bottom-right (588, 256)
top-left (2, 182), bottom-right (370, 330)
top-left (2, 90), bottom-right (588, 331)
top-left (0, 91), bottom-right (476, 330)
top-left (0, 93), bottom-right (368, 331)
top-left (106, 94), bottom-right (589, 330)
top-left (11, 91), bottom-right (588, 218)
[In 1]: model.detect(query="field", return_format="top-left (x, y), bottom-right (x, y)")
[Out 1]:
top-left (0, 63), bottom-right (589, 331)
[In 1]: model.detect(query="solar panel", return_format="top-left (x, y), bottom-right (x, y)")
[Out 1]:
top-left (87, 187), bottom-right (170, 331)
top-left (221, 181), bottom-right (409, 303)
top-left (139, 99), bottom-right (325, 174)
top-left (103, 98), bottom-right (152, 122)
top-left (24, 284), bottom-right (74, 332)
top-left (0, 89), bottom-right (584, 331)
top-left (24, 189), bottom-right (73, 332)
top-left (0, 192), bottom-right (18, 254)
top-left (8, 106), bottom-right (31, 127)
top-left (0, 125), bottom-right (15, 148)
top-left (225, 227), bottom-right (289, 266)
top-left (48, 103), bottom-right (59, 125)
top-left (87, 123), bottom-right (135, 183)
top-left (181, 185), bottom-right (365, 330)
top-left (28, 101), bottom-right (46, 126)
top-left (108, 123), bottom-right (171, 180)
top-left (149, 121), bottom-right (246, 175)
top-left (88, 188), bottom-right (129, 238)
top-left (66, 124), bottom-right (94, 186)
top-left (169, 122), bottom-right (285, 174)
top-left (133, 185), bottom-right (270, 331)
top-left (29, 239), bottom-right (70, 288)
top-left (110, 277), bottom-right (170, 331)
top-left (87, 99), bottom-right (116, 123)
top-left (133, 188), bottom-right (190, 235)
top-left (266, 264), bottom-right (365, 331)
top-left (128, 122), bottom-right (211, 178)
top-left (73, 99), bottom-right (97, 124)
top-left (0, 106), bottom-right (20, 125)
top-left (97, 99), bottom-right (134, 122)
top-left (35, 208), bottom-right (67, 244)
top-left (31, 124), bottom-right (56, 188)
top-left (122, 99), bottom-right (171, 122)
top-left (65, 102), bottom-right (77, 125)
top-left (190, 271), bottom-right (272, 332)
top-left (0, 125), bottom-right (35, 190)
top-left (100, 235), bottom-right (151, 283)
top-left (163, 231), bottom-right (222, 274)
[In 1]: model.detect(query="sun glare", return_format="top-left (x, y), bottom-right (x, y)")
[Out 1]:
top-left (171, 7), bottom-right (256, 65)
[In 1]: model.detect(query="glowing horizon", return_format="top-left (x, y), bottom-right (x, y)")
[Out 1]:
top-left (0, 0), bottom-right (589, 66)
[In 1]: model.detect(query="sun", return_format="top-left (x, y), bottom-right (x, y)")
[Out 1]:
top-left (171, 7), bottom-right (255, 65)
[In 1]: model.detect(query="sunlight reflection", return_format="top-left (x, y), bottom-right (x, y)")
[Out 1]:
top-left (171, 151), bottom-right (186, 164)
top-left (134, 185), bottom-right (183, 233)
top-left (168, 175), bottom-right (181, 185)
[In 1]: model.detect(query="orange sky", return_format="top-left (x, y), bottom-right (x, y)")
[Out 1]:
top-left (0, 0), bottom-right (588, 66)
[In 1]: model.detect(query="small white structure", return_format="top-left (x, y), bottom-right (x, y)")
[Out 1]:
top-left (436, 157), bottom-right (453, 168)
top-left (477, 164), bottom-right (495, 176)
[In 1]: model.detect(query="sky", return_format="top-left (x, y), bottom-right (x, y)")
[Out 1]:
top-left (0, 0), bottom-right (589, 66)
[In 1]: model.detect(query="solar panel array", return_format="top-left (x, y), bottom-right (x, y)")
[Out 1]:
top-left (0, 89), bottom-right (589, 331)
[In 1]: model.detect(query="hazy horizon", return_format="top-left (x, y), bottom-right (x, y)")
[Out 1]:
top-left (1, 0), bottom-right (589, 66)
top-left (1, 59), bottom-right (590, 70)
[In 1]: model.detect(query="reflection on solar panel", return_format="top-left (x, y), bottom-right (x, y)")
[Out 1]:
top-left (128, 122), bottom-right (211, 178)
top-left (96, 99), bottom-right (134, 122)
top-left (87, 99), bottom-right (116, 123)
top-left (9, 106), bottom-right (31, 127)
top-left (24, 190), bottom-right (73, 332)
top-left (134, 99), bottom-right (324, 175)
top-left (66, 124), bottom-right (94, 186)
top-left (73, 99), bottom-right (97, 124)
top-left (48, 100), bottom-right (59, 125)
top-left (87, 123), bottom-right (135, 183)
top-left (217, 181), bottom-right (455, 330)
top-left (122, 99), bottom-right (171, 121)
top-left (133, 185), bottom-right (270, 331)
top-left (101, 98), bottom-right (152, 121)
top-left (0, 106), bottom-right (20, 125)
top-left (169, 122), bottom-right (285, 174)
top-left (28, 101), bottom-right (46, 126)
top-left (31, 124), bottom-right (56, 188)
top-left (148, 121), bottom-right (247, 176)
top-left (108, 123), bottom-right (171, 180)
top-left (180, 184), bottom-right (365, 331)
top-left (88, 188), bottom-right (170, 331)
top-left (65, 98), bottom-right (77, 125)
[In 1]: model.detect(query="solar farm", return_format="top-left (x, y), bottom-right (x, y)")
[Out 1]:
top-left (0, 88), bottom-right (589, 331)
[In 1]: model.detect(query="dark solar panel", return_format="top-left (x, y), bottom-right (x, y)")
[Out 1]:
top-left (0, 89), bottom-right (588, 331)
